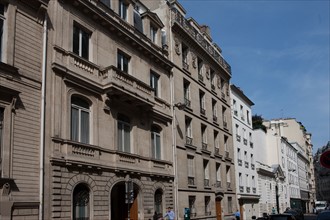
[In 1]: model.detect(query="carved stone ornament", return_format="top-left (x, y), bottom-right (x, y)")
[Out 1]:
top-left (192, 53), bottom-right (197, 69)
top-left (174, 38), bottom-right (181, 55)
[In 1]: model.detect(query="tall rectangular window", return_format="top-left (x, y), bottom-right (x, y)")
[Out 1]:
top-left (117, 51), bottom-right (130, 73)
top-left (204, 196), bottom-right (210, 215)
top-left (212, 99), bottom-right (217, 117)
top-left (203, 159), bottom-right (209, 181)
top-left (0, 107), bottom-right (3, 168)
top-left (119, 0), bottom-right (128, 21)
top-left (71, 96), bottom-right (90, 144)
top-left (239, 173), bottom-right (242, 186)
top-left (182, 44), bottom-right (188, 69)
top-left (117, 114), bottom-right (131, 153)
top-left (183, 80), bottom-right (191, 108)
top-left (151, 125), bottom-right (161, 159)
top-left (0, 4), bottom-right (5, 62)
top-left (201, 124), bottom-right (207, 145)
top-left (198, 57), bottom-right (203, 77)
top-left (185, 117), bottom-right (192, 138)
top-left (199, 90), bottom-right (205, 114)
top-left (214, 130), bottom-right (219, 149)
top-left (73, 24), bottom-right (90, 60)
top-left (150, 71), bottom-right (159, 97)
top-left (216, 163), bottom-right (221, 183)
top-left (189, 196), bottom-right (196, 215)
top-left (150, 25), bottom-right (157, 43)
top-left (228, 197), bottom-right (233, 213)
top-left (188, 155), bottom-right (195, 185)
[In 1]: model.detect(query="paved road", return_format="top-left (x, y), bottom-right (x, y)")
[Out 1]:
top-left (304, 213), bottom-right (317, 220)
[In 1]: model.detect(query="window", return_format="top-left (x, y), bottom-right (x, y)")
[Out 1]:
top-left (203, 159), bottom-right (209, 184)
top-left (197, 57), bottom-right (203, 78)
top-left (251, 154), bottom-right (254, 164)
top-left (222, 106), bottom-right (227, 128)
top-left (183, 80), bottom-right (191, 108)
top-left (117, 51), bottom-right (130, 73)
top-left (185, 116), bottom-right (192, 138)
top-left (212, 99), bottom-right (217, 119)
top-left (237, 148), bottom-right (241, 160)
top-left (240, 105), bottom-right (244, 120)
top-left (235, 124), bottom-right (240, 137)
top-left (187, 155), bottom-right (195, 185)
top-left (214, 130), bottom-right (219, 149)
top-left (210, 71), bottom-right (215, 90)
top-left (246, 174), bottom-right (249, 187)
top-left (133, 9), bottom-right (143, 33)
top-left (117, 114), bottom-right (131, 153)
top-left (73, 183), bottom-right (90, 220)
top-left (151, 125), bottom-right (161, 159)
top-left (239, 173), bottom-right (242, 186)
top-left (73, 24), bottom-right (90, 60)
top-left (252, 176), bottom-right (256, 188)
top-left (199, 90), bottom-right (205, 114)
top-left (150, 71), bottom-right (159, 97)
top-left (201, 124), bottom-right (207, 145)
top-left (224, 135), bottom-right (228, 152)
top-left (0, 107), bottom-right (3, 170)
top-left (119, 0), bottom-right (128, 20)
top-left (182, 44), bottom-right (188, 69)
top-left (71, 96), bottom-right (90, 144)
top-left (233, 99), bottom-right (237, 116)
top-left (0, 4), bottom-right (5, 61)
top-left (100, 0), bottom-right (111, 8)
top-left (226, 165), bottom-right (231, 186)
top-left (189, 196), bottom-right (196, 216)
top-left (216, 163), bottom-right (221, 184)
top-left (244, 151), bottom-right (247, 161)
top-left (204, 196), bottom-right (210, 215)
top-left (247, 110), bottom-right (251, 125)
top-left (154, 189), bottom-right (163, 214)
top-left (150, 25), bottom-right (157, 43)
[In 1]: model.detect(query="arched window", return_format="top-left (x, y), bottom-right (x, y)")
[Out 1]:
top-left (154, 189), bottom-right (163, 215)
top-left (71, 96), bottom-right (90, 144)
top-left (73, 183), bottom-right (90, 220)
top-left (151, 125), bottom-right (161, 159)
top-left (117, 114), bottom-right (131, 152)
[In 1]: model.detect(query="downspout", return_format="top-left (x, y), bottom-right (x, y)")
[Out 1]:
top-left (168, 5), bottom-right (179, 219)
top-left (39, 12), bottom-right (48, 220)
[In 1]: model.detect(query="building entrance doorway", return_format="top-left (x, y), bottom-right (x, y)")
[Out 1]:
top-left (111, 181), bottom-right (138, 220)
top-left (215, 197), bottom-right (222, 220)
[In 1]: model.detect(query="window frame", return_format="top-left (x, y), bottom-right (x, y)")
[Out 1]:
top-left (151, 125), bottom-right (161, 160)
top-left (119, 0), bottom-right (128, 21)
top-left (150, 71), bottom-right (160, 97)
top-left (73, 23), bottom-right (90, 60)
top-left (150, 24), bottom-right (158, 43)
top-left (117, 50), bottom-right (130, 74)
top-left (72, 183), bottom-right (90, 220)
top-left (117, 114), bottom-right (131, 153)
top-left (71, 96), bottom-right (90, 144)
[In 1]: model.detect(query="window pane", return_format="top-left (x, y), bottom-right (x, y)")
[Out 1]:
top-left (118, 123), bottom-right (123, 151)
top-left (155, 134), bottom-right (161, 159)
top-left (100, 0), bottom-right (111, 8)
top-left (124, 124), bottom-right (130, 152)
top-left (151, 133), bottom-right (155, 158)
top-left (123, 56), bottom-right (129, 73)
top-left (81, 30), bottom-right (89, 60)
top-left (73, 26), bottom-right (80, 56)
top-left (71, 107), bottom-right (79, 142)
top-left (73, 184), bottom-right (90, 220)
top-left (81, 110), bottom-right (89, 144)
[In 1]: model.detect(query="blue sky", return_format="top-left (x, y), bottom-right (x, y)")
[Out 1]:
top-left (179, 0), bottom-right (330, 154)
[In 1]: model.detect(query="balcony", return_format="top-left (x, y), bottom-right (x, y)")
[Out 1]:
top-left (238, 159), bottom-right (242, 166)
top-left (186, 136), bottom-right (193, 146)
top-left (236, 135), bottom-right (241, 142)
top-left (213, 115), bottom-right (218, 123)
top-left (188, 177), bottom-right (195, 186)
top-left (101, 66), bottom-right (155, 107)
top-left (202, 142), bottom-right (208, 151)
top-left (243, 138), bottom-right (248, 145)
top-left (204, 179), bottom-right (210, 187)
top-left (239, 186), bottom-right (244, 192)
top-left (198, 73), bottom-right (204, 82)
top-left (245, 161), bottom-right (249, 168)
top-left (183, 61), bottom-right (189, 71)
top-left (253, 187), bottom-right (256, 193)
top-left (227, 182), bottom-right (231, 190)
top-left (215, 147), bottom-right (220, 156)
top-left (171, 8), bottom-right (231, 74)
top-left (184, 98), bottom-right (191, 108)
top-left (200, 107), bottom-right (206, 115)
top-left (251, 164), bottom-right (255, 170)
top-left (246, 187), bottom-right (251, 193)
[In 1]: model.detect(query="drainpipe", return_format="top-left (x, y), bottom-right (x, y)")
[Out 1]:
top-left (39, 12), bottom-right (48, 220)
top-left (168, 5), bottom-right (179, 219)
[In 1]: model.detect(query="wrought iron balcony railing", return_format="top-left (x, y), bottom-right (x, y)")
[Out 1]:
top-left (184, 98), bottom-right (191, 108)
top-left (198, 73), bottom-right (204, 82)
top-left (246, 187), bottom-right (251, 193)
top-left (186, 136), bottom-right (193, 145)
top-left (239, 186), bottom-right (244, 192)
top-left (204, 179), bottom-right (209, 187)
top-left (171, 8), bottom-right (231, 74)
top-left (238, 159), bottom-right (242, 166)
top-left (202, 142), bottom-right (208, 151)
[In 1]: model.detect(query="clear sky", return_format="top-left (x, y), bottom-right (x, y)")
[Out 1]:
top-left (179, 0), bottom-right (330, 154)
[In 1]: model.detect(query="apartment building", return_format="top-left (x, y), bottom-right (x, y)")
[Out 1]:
top-left (230, 84), bottom-right (259, 219)
top-left (264, 118), bottom-right (315, 213)
top-left (314, 141), bottom-right (330, 202)
top-left (142, 1), bottom-right (237, 219)
top-left (0, 0), bottom-right (47, 219)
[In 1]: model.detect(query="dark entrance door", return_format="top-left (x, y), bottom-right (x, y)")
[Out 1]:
top-left (111, 182), bottom-right (138, 220)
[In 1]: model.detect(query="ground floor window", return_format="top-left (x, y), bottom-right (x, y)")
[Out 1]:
top-left (73, 183), bottom-right (90, 220)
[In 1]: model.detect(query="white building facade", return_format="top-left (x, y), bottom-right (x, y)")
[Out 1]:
top-left (231, 85), bottom-right (259, 220)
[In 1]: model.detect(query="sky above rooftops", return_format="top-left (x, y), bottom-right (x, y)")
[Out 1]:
top-left (179, 0), bottom-right (330, 154)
